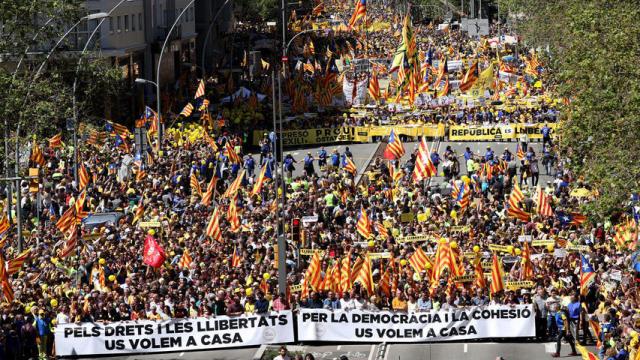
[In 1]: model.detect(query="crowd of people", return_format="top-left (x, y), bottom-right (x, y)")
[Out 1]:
top-left (0, 2), bottom-right (638, 360)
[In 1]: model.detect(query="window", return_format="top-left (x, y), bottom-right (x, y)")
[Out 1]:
top-left (131, 14), bottom-right (135, 31)
top-left (124, 15), bottom-right (129, 31)
top-left (190, 7), bottom-right (194, 21)
top-left (138, 13), bottom-right (142, 31)
top-left (117, 16), bottom-right (121, 32)
top-left (109, 17), bottom-right (114, 32)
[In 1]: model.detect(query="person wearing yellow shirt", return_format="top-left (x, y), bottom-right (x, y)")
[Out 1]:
top-left (244, 297), bottom-right (256, 314)
top-left (392, 290), bottom-right (408, 312)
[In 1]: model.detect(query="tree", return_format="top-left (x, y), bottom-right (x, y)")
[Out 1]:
top-left (0, 0), bottom-right (127, 174)
top-left (499, 0), bottom-right (640, 218)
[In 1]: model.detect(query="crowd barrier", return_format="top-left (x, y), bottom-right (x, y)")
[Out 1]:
top-left (55, 305), bottom-right (534, 356)
top-left (251, 123), bottom-right (557, 146)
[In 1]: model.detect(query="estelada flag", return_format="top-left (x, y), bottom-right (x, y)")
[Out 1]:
top-left (143, 235), bottom-right (166, 268)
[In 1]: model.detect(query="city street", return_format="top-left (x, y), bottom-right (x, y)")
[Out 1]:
top-left (98, 342), bottom-right (597, 360)
top-left (278, 140), bottom-right (553, 186)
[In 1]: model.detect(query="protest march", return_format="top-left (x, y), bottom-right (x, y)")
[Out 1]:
top-left (0, 0), bottom-right (638, 360)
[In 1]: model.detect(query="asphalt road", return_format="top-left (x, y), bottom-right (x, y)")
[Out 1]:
top-left (274, 140), bottom-right (553, 186)
top-left (93, 341), bottom-right (596, 360)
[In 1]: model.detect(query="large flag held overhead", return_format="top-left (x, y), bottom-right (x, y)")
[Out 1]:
top-left (354, 253), bottom-right (374, 294)
top-left (348, 0), bottom-right (366, 28)
top-left (143, 235), bottom-right (166, 268)
top-left (344, 157), bottom-right (357, 175)
top-left (356, 207), bottom-right (372, 238)
top-left (194, 80), bottom-right (205, 99)
top-left (368, 71), bottom-right (381, 102)
top-left (459, 60), bottom-right (479, 93)
top-left (535, 185), bottom-right (553, 217)
top-left (205, 208), bottom-right (223, 243)
top-left (579, 255), bottom-right (596, 296)
top-left (251, 163), bottom-right (273, 196)
top-left (412, 137), bottom-right (436, 182)
top-left (222, 169), bottom-right (245, 199)
top-left (507, 182), bottom-right (531, 221)
top-left (305, 250), bottom-right (323, 290)
top-left (490, 254), bottom-right (505, 294)
top-left (408, 247), bottom-right (433, 273)
top-left (383, 129), bottom-right (406, 160)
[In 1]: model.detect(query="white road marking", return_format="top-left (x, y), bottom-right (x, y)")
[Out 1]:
top-left (179, 352), bottom-right (184, 357)
top-left (337, 345), bottom-right (342, 350)
top-left (367, 344), bottom-right (376, 360)
top-left (464, 343), bottom-right (468, 353)
top-left (383, 344), bottom-right (391, 360)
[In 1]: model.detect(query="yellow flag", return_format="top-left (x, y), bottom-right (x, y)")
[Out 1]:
top-left (471, 63), bottom-right (495, 91)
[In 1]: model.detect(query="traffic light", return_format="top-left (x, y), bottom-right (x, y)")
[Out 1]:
top-left (291, 218), bottom-right (301, 242)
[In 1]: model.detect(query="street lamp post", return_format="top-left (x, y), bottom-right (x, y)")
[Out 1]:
top-left (4, 16), bottom-right (56, 222)
top-left (72, 0), bottom-right (133, 186)
top-left (155, 0), bottom-right (197, 149)
top-left (10, 11), bottom-right (109, 251)
top-left (200, 0), bottom-right (233, 77)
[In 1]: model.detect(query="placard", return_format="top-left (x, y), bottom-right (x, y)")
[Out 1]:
top-left (56, 312), bottom-right (295, 356)
top-left (531, 240), bottom-right (555, 247)
top-left (298, 306), bottom-right (534, 342)
top-left (299, 249), bottom-right (325, 256)
top-left (397, 235), bottom-right (435, 243)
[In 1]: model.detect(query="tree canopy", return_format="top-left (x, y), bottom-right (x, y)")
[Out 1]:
top-left (499, 0), bottom-right (640, 218)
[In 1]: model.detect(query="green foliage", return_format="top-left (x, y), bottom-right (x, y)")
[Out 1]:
top-left (234, 0), bottom-right (279, 21)
top-left (0, 0), bottom-right (126, 171)
top-left (503, 0), bottom-right (640, 218)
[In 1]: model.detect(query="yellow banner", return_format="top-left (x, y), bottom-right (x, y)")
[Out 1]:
top-left (450, 225), bottom-right (470, 233)
top-left (299, 249), bottom-right (325, 256)
top-left (290, 284), bottom-right (303, 292)
top-left (566, 244), bottom-right (590, 252)
top-left (531, 240), bottom-right (555, 247)
top-left (506, 281), bottom-right (536, 290)
top-left (449, 123), bottom-right (557, 141)
top-left (488, 244), bottom-right (511, 253)
top-left (397, 235), bottom-right (436, 243)
top-left (452, 275), bottom-right (476, 283)
top-left (449, 125), bottom-right (516, 141)
top-left (369, 252), bottom-right (392, 259)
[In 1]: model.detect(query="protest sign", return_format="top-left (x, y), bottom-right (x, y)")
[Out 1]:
top-left (55, 312), bottom-right (294, 356)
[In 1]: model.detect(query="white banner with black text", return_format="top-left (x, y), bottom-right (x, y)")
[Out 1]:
top-left (55, 311), bottom-right (294, 356)
top-left (297, 305), bottom-right (535, 342)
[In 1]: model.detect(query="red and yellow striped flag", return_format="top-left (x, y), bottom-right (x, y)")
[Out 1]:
top-left (356, 207), bottom-right (371, 238)
top-left (375, 222), bottom-right (389, 239)
top-left (231, 245), bottom-right (241, 268)
top-left (205, 208), bottom-right (223, 243)
top-left (190, 173), bottom-right (202, 197)
top-left (222, 170), bottom-right (245, 199)
top-left (178, 249), bottom-right (193, 269)
top-left (305, 250), bottom-right (323, 290)
top-left (194, 80), bottom-right (205, 98)
top-left (132, 197), bottom-right (144, 225)
top-left (227, 195), bottom-right (241, 232)
top-left (201, 176), bottom-right (218, 206)
top-left (535, 185), bottom-right (553, 217)
top-left (490, 254), bottom-right (505, 294)
top-left (408, 247), bottom-right (433, 273)
top-left (344, 157), bottom-right (357, 175)
top-left (79, 163), bottom-right (90, 190)
top-left (0, 254), bottom-right (13, 303)
top-left (251, 163), bottom-right (270, 197)
top-left (0, 214), bottom-right (9, 237)
top-left (520, 241), bottom-right (534, 280)
top-left (340, 256), bottom-right (351, 293)
top-left (30, 140), bottom-right (45, 166)
top-left (180, 103), bottom-right (194, 117)
top-left (225, 142), bottom-right (241, 164)
top-left (48, 133), bottom-right (63, 148)
top-left (354, 253), bottom-right (374, 294)
top-left (7, 249), bottom-right (31, 275)
top-left (136, 169), bottom-right (147, 183)
top-left (473, 259), bottom-right (486, 289)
